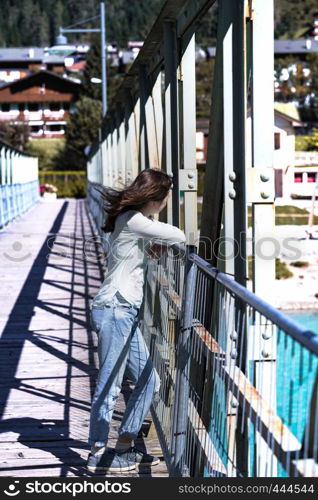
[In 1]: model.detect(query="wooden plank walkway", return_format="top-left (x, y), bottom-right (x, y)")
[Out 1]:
top-left (0, 198), bottom-right (168, 477)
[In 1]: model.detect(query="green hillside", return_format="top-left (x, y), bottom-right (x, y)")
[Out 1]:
top-left (0, 0), bottom-right (163, 47)
top-left (1, 0), bottom-right (315, 49)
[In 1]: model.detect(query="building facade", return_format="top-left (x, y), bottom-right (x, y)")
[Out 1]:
top-left (0, 71), bottom-right (80, 139)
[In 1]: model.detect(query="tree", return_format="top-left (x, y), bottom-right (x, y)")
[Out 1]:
top-left (303, 53), bottom-right (318, 123)
top-left (1, 0), bottom-right (318, 50)
top-left (50, 1), bottom-right (65, 46)
top-left (275, 53), bottom-right (318, 124)
top-left (53, 97), bottom-right (102, 170)
top-left (57, 34), bottom-right (130, 172)
top-left (196, 3), bottom-right (218, 47)
top-left (82, 37), bottom-right (130, 106)
top-left (196, 59), bottom-right (215, 118)
top-left (82, 37), bottom-right (102, 101)
top-left (0, 121), bottom-right (30, 151)
top-left (275, 0), bottom-right (318, 39)
top-left (303, 128), bottom-right (318, 151)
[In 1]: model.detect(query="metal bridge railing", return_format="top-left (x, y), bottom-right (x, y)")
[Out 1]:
top-left (141, 244), bottom-right (318, 477)
top-left (0, 141), bottom-right (39, 228)
top-left (85, 0), bottom-right (317, 478)
top-left (86, 181), bottom-right (105, 238)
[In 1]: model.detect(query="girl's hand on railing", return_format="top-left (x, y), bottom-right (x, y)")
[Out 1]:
top-left (147, 243), bottom-right (167, 259)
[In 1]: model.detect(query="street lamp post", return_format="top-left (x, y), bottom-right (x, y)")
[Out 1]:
top-left (59, 2), bottom-right (107, 117)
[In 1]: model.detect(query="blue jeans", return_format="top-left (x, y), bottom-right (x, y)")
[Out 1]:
top-left (88, 291), bottom-right (160, 447)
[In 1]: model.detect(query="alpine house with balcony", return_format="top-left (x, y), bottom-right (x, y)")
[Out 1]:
top-left (0, 70), bottom-right (80, 138)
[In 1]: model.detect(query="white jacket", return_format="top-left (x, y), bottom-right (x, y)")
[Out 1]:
top-left (92, 209), bottom-right (186, 308)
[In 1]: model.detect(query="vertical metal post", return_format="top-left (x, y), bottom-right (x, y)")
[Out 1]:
top-left (251, 0), bottom-right (275, 302)
top-left (98, 137), bottom-right (102, 186)
top-left (0, 184), bottom-right (3, 226)
top-left (0, 147), bottom-right (3, 185)
top-left (124, 90), bottom-right (139, 182)
top-left (180, 33), bottom-right (198, 244)
top-left (151, 71), bottom-right (164, 170)
top-left (106, 132), bottom-right (113, 187)
top-left (110, 115), bottom-right (118, 186)
top-left (11, 152), bottom-right (16, 185)
top-left (133, 97), bottom-right (141, 178)
top-left (100, 2), bottom-right (107, 117)
top-left (198, 4), bottom-right (233, 478)
top-left (145, 70), bottom-right (161, 169)
top-left (7, 149), bottom-right (12, 220)
top-left (231, 0), bottom-right (249, 477)
top-left (164, 21), bottom-right (180, 226)
top-left (198, 2), bottom-right (228, 264)
top-left (116, 105), bottom-right (125, 183)
top-left (101, 136), bottom-right (107, 185)
top-left (124, 91), bottom-right (133, 184)
top-left (251, 0), bottom-right (277, 477)
top-left (13, 152), bottom-right (18, 217)
top-left (171, 245), bottom-right (197, 476)
top-left (232, 0), bottom-right (247, 288)
top-left (98, 127), bottom-right (104, 185)
top-left (222, 1), bottom-right (235, 276)
top-left (6, 149), bottom-right (10, 185)
top-left (139, 65), bottom-right (149, 170)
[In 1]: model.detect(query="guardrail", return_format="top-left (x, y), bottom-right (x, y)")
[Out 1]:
top-left (141, 244), bottom-right (318, 477)
top-left (86, 185), bottom-right (318, 476)
top-left (0, 141), bottom-right (39, 228)
top-left (85, 0), bottom-right (317, 477)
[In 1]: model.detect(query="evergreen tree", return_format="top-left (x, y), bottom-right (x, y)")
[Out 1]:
top-left (82, 37), bottom-right (102, 101)
top-left (54, 97), bottom-right (102, 170)
top-left (0, 0), bottom-right (317, 49)
top-left (196, 59), bottom-right (215, 118)
top-left (81, 38), bottom-right (128, 105)
top-left (38, 11), bottom-right (50, 46)
top-left (0, 121), bottom-right (30, 152)
top-left (304, 53), bottom-right (318, 123)
top-left (20, 0), bottom-right (35, 45)
top-left (50, 1), bottom-right (65, 46)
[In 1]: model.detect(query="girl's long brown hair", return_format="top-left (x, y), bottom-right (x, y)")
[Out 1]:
top-left (96, 168), bottom-right (173, 233)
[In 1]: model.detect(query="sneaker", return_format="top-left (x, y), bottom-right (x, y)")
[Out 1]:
top-left (117, 446), bottom-right (160, 467)
top-left (87, 448), bottom-right (136, 472)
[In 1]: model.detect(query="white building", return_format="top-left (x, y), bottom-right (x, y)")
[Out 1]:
top-left (245, 102), bottom-right (303, 200)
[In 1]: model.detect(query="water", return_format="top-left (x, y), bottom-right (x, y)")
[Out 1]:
top-left (205, 310), bottom-right (318, 477)
top-left (286, 310), bottom-right (318, 334)
top-left (275, 311), bottom-right (318, 476)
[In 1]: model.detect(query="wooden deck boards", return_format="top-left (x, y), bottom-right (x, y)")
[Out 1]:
top-left (0, 199), bottom-right (168, 477)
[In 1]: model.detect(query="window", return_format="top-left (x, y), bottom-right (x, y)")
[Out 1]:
top-left (274, 132), bottom-right (281, 150)
top-left (63, 102), bottom-right (70, 111)
top-left (18, 103), bottom-right (25, 112)
top-left (49, 103), bottom-right (60, 111)
top-left (294, 173), bottom-right (303, 183)
top-left (28, 103), bottom-right (39, 112)
top-left (1, 103), bottom-right (10, 112)
top-left (308, 172), bottom-right (317, 183)
top-left (49, 124), bottom-right (62, 131)
top-left (31, 125), bottom-right (41, 132)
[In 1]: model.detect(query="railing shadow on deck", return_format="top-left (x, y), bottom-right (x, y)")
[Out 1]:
top-left (0, 201), bottom-right (98, 476)
top-left (0, 200), bottom-right (160, 477)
